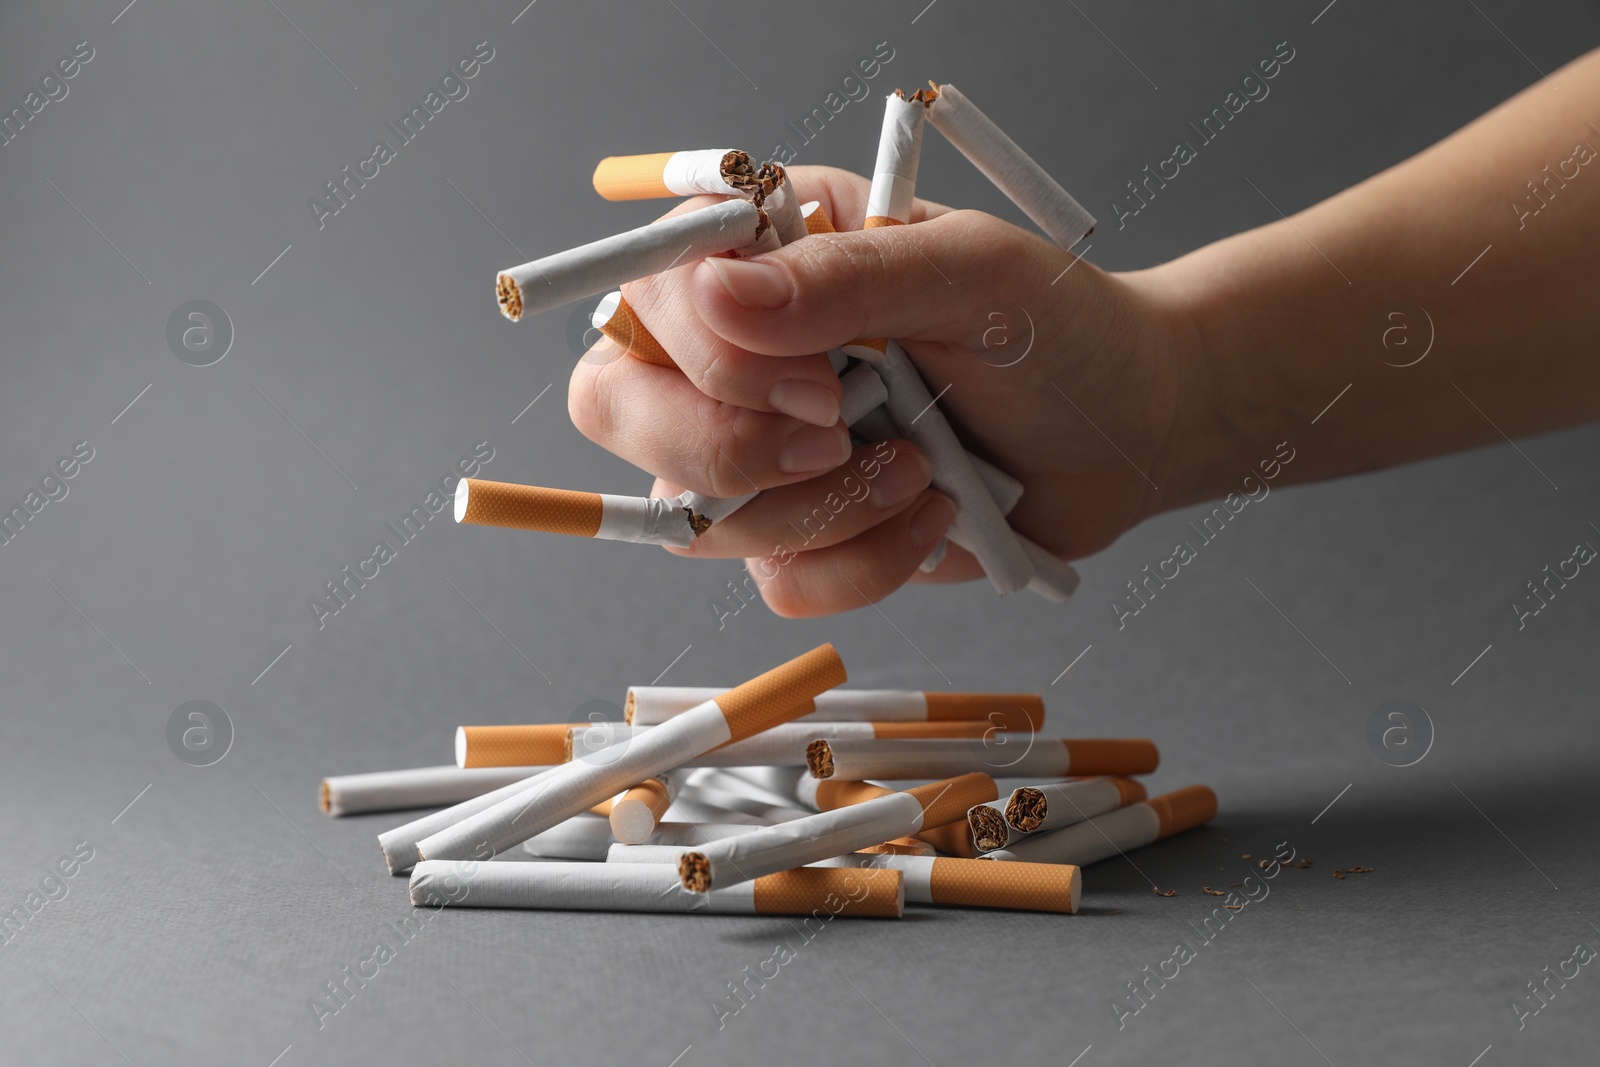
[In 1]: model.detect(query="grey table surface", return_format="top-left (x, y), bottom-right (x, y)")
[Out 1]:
top-left (2, 1), bottom-right (1598, 1064)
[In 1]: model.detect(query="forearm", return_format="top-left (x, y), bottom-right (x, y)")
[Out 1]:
top-left (1154, 45), bottom-right (1600, 502)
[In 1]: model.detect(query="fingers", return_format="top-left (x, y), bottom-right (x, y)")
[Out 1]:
top-left (618, 195), bottom-right (842, 425)
top-left (743, 491), bottom-right (959, 618)
top-left (654, 440), bottom-right (932, 559)
top-left (686, 208), bottom-right (1065, 357)
top-left (569, 338), bottom-right (850, 498)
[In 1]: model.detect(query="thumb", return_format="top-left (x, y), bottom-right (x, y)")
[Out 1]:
top-left (687, 210), bottom-right (1065, 357)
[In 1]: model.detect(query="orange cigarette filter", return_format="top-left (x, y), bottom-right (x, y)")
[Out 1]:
top-left (456, 724), bottom-right (577, 768)
top-left (926, 693), bottom-right (1045, 732)
top-left (595, 293), bottom-right (676, 368)
top-left (721, 643), bottom-right (848, 742)
top-left (591, 152), bottom-right (679, 200)
top-left (925, 856), bottom-right (1081, 913)
top-left (456, 479), bottom-right (601, 537)
top-left (1147, 783), bottom-right (1219, 837)
top-left (860, 837), bottom-right (936, 857)
top-left (751, 866), bottom-right (904, 918)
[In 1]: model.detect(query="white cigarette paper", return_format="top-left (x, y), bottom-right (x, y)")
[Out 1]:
top-left (925, 82), bottom-right (1096, 248)
top-left (415, 645), bottom-right (845, 861)
top-left (847, 340), bottom-right (1034, 594)
top-left (851, 404), bottom-right (1024, 514)
top-left (627, 688), bottom-right (1045, 731)
top-left (411, 860), bottom-right (904, 917)
top-left (1002, 777), bottom-right (1147, 840)
top-left (695, 766), bottom-right (806, 804)
top-left (865, 92), bottom-right (928, 226)
top-left (678, 773), bottom-right (994, 892)
top-left (576, 720), bottom-right (989, 767)
top-left (377, 765), bottom-right (564, 875)
top-left (519, 812), bottom-right (755, 861)
top-left (321, 765), bottom-right (547, 817)
top-left (497, 197), bottom-right (762, 321)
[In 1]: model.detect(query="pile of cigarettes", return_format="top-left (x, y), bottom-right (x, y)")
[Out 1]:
top-left (460, 82), bottom-right (1103, 599)
top-left (323, 644), bottom-right (1216, 918)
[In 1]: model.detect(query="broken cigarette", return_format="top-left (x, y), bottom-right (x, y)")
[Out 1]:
top-left (924, 82), bottom-right (1096, 248)
top-left (320, 765), bottom-right (549, 817)
top-left (414, 644), bottom-right (846, 861)
top-left (455, 724), bottom-right (582, 768)
top-left (627, 687), bottom-right (1045, 732)
top-left (969, 776), bottom-right (1146, 852)
top-left (982, 785), bottom-right (1218, 867)
top-left (610, 768), bottom-right (691, 844)
top-left (572, 719), bottom-right (998, 767)
top-left (412, 860), bottom-right (904, 918)
top-left (806, 737), bottom-right (1159, 781)
top-left (678, 772), bottom-right (996, 893)
top-left (865, 90), bottom-right (932, 228)
top-left (846, 339), bottom-right (1034, 594)
top-left (455, 477), bottom-right (699, 548)
top-left (496, 197), bottom-right (763, 322)
top-left (814, 853), bottom-right (1081, 914)
top-left (591, 149), bottom-right (745, 200)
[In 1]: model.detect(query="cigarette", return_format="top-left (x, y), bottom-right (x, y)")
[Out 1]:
top-left (376, 765), bottom-right (564, 875)
top-left (411, 860), bottom-right (904, 918)
top-left (795, 777), bottom-right (981, 858)
top-left (606, 835), bottom-right (934, 866)
top-left (806, 737), bottom-right (1159, 781)
top-left (982, 785), bottom-right (1218, 867)
top-left (1005, 776), bottom-right (1148, 836)
top-left (496, 197), bottom-right (763, 322)
top-left (415, 643), bottom-right (846, 861)
top-left (455, 477), bottom-right (699, 548)
top-left (846, 339), bottom-right (1034, 594)
top-left (320, 765), bottom-right (550, 817)
top-left (864, 90), bottom-right (933, 228)
top-left (924, 82), bottom-right (1096, 248)
top-left (627, 687), bottom-right (1044, 732)
top-left (609, 768), bottom-right (691, 844)
top-left (815, 854), bottom-right (1081, 914)
top-left (661, 797), bottom-right (776, 826)
top-left (593, 290), bottom-right (676, 368)
top-left (678, 772), bottom-right (996, 892)
top-left (455, 724), bottom-right (583, 768)
top-left (573, 719), bottom-right (997, 768)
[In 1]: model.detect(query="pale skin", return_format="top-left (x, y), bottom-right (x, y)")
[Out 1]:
top-left (569, 49), bottom-right (1600, 617)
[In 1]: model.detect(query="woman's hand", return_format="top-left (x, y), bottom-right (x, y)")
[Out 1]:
top-left (568, 165), bottom-right (1223, 616)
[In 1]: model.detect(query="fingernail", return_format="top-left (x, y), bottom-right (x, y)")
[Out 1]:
top-left (779, 424), bottom-right (851, 474)
top-left (907, 493), bottom-right (957, 549)
top-left (703, 257), bottom-right (792, 309)
top-left (868, 450), bottom-right (932, 509)
top-left (768, 379), bottom-right (840, 427)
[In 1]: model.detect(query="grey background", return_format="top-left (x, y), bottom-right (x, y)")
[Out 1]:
top-left (1, 0), bottom-right (1597, 1064)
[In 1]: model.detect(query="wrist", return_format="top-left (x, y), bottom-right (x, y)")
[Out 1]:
top-left (1121, 256), bottom-right (1270, 519)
